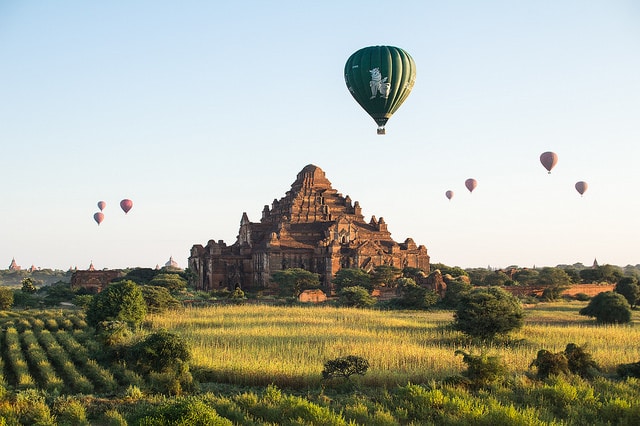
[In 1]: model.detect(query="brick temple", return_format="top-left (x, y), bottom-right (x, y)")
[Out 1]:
top-left (188, 164), bottom-right (430, 292)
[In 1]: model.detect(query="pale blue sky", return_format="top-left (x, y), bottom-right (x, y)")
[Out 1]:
top-left (1, 1), bottom-right (639, 270)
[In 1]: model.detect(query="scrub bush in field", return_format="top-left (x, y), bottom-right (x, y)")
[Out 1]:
top-left (454, 286), bottom-right (524, 339)
top-left (617, 361), bottom-right (640, 378)
top-left (322, 355), bottom-right (369, 380)
top-left (129, 397), bottom-right (232, 425)
top-left (454, 350), bottom-right (507, 388)
top-left (86, 280), bottom-right (147, 329)
top-left (564, 343), bottom-right (600, 379)
top-left (530, 349), bottom-right (570, 379)
top-left (52, 396), bottom-right (89, 426)
top-left (338, 286), bottom-right (376, 308)
top-left (579, 291), bottom-right (632, 324)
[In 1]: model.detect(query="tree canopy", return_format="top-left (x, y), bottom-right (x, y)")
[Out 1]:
top-left (332, 268), bottom-right (373, 292)
top-left (579, 291), bottom-right (632, 324)
top-left (454, 287), bottom-right (524, 339)
top-left (86, 280), bottom-right (147, 329)
top-left (271, 268), bottom-right (320, 298)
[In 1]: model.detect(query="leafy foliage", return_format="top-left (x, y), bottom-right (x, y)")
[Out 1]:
top-left (148, 273), bottom-right (188, 293)
top-left (579, 291), bottom-right (632, 324)
top-left (271, 268), bottom-right (320, 297)
top-left (370, 265), bottom-right (402, 287)
top-left (454, 287), bottom-right (524, 339)
top-left (530, 344), bottom-right (600, 380)
top-left (332, 268), bottom-right (373, 292)
top-left (615, 276), bottom-right (639, 308)
top-left (616, 361), bottom-right (640, 379)
top-left (564, 343), bottom-right (600, 379)
top-left (338, 286), bottom-right (376, 308)
top-left (455, 350), bottom-right (507, 388)
top-left (397, 279), bottom-right (438, 309)
top-left (0, 286), bottom-right (14, 309)
top-left (86, 280), bottom-right (147, 329)
top-left (441, 278), bottom-right (472, 308)
top-left (21, 277), bottom-right (37, 294)
top-left (530, 350), bottom-right (570, 379)
top-left (131, 330), bottom-right (191, 374)
top-left (141, 285), bottom-right (181, 314)
top-left (322, 355), bottom-right (369, 380)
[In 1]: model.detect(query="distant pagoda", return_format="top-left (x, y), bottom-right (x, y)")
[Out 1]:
top-left (189, 164), bottom-right (430, 292)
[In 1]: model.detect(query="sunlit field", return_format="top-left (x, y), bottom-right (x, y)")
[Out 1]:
top-left (148, 301), bottom-right (640, 389)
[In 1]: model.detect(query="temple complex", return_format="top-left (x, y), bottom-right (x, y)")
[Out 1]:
top-left (189, 164), bottom-right (430, 292)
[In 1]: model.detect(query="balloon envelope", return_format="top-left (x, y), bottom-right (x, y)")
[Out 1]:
top-left (465, 179), bottom-right (477, 193)
top-left (120, 199), bottom-right (133, 214)
top-left (344, 45), bottom-right (416, 134)
top-left (93, 212), bottom-right (104, 225)
top-left (97, 201), bottom-right (106, 211)
top-left (540, 151), bottom-right (558, 173)
top-left (445, 190), bottom-right (454, 200)
top-left (575, 181), bottom-right (588, 195)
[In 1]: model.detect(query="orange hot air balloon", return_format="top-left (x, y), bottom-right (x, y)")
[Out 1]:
top-left (445, 190), bottom-right (454, 200)
top-left (465, 178), bottom-right (477, 193)
top-left (575, 181), bottom-right (588, 196)
top-left (120, 199), bottom-right (133, 214)
top-left (540, 151), bottom-right (558, 174)
top-left (97, 201), bottom-right (106, 211)
top-left (93, 212), bottom-right (104, 225)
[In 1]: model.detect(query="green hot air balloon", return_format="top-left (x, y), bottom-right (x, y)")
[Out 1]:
top-left (344, 45), bottom-right (416, 135)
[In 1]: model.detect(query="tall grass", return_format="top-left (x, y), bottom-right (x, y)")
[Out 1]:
top-left (149, 302), bottom-right (640, 389)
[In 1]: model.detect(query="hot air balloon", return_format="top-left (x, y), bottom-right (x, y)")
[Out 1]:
top-left (120, 199), bottom-right (133, 214)
top-left (575, 181), bottom-right (588, 196)
top-left (344, 45), bottom-right (416, 135)
top-left (97, 201), bottom-right (106, 211)
top-left (540, 151), bottom-right (558, 174)
top-left (445, 190), bottom-right (454, 200)
top-left (93, 212), bottom-right (104, 225)
top-left (465, 178), bottom-right (477, 193)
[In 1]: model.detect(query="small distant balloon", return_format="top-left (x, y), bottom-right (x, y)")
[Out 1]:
top-left (445, 190), bottom-right (454, 200)
top-left (97, 201), bottom-right (106, 211)
top-left (120, 199), bottom-right (133, 214)
top-left (575, 181), bottom-right (588, 196)
top-left (540, 151), bottom-right (558, 174)
top-left (465, 178), bottom-right (477, 193)
top-left (93, 212), bottom-right (104, 225)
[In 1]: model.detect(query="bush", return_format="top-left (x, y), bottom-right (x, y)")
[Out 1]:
top-left (86, 280), bottom-right (147, 329)
top-left (573, 293), bottom-right (591, 301)
top-left (322, 355), bottom-right (369, 381)
top-left (454, 350), bottom-right (506, 388)
top-left (338, 286), bottom-right (376, 308)
top-left (579, 291), bottom-right (632, 324)
top-left (615, 277), bottom-right (639, 308)
top-left (529, 350), bottom-right (570, 379)
top-left (454, 287), bottom-right (524, 339)
top-left (564, 343), bottom-right (600, 379)
top-left (397, 279), bottom-right (439, 310)
top-left (131, 330), bottom-right (191, 374)
top-left (617, 361), bottom-right (640, 379)
top-left (0, 287), bottom-right (14, 309)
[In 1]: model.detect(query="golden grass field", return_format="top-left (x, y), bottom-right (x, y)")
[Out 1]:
top-left (148, 301), bottom-right (640, 389)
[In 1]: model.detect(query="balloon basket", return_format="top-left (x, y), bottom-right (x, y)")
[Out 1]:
top-left (377, 127), bottom-right (386, 135)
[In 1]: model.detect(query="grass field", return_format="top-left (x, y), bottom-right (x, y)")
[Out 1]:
top-left (148, 301), bottom-right (640, 389)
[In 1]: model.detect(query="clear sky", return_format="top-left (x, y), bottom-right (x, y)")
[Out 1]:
top-left (1, 1), bottom-right (639, 271)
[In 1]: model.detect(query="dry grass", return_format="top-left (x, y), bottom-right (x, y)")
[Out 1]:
top-left (148, 302), bottom-right (640, 388)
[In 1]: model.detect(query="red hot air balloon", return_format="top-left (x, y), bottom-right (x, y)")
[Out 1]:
top-left (540, 151), bottom-right (558, 174)
top-left (120, 199), bottom-right (133, 214)
top-left (465, 179), bottom-right (477, 193)
top-left (575, 181), bottom-right (588, 196)
top-left (93, 212), bottom-right (104, 225)
top-left (97, 201), bottom-right (106, 211)
top-left (445, 190), bottom-right (454, 200)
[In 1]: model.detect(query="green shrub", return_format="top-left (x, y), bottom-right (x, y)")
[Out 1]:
top-left (564, 343), bottom-right (600, 379)
top-left (455, 350), bottom-right (507, 388)
top-left (579, 291), bottom-right (632, 324)
top-left (322, 355), bottom-right (369, 381)
top-left (454, 287), bottom-right (524, 339)
top-left (530, 350), bottom-right (570, 379)
top-left (52, 396), bottom-right (89, 426)
top-left (573, 293), bottom-right (591, 301)
top-left (338, 286), bottom-right (376, 308)
top-left (617, 361), bottom-right (640, 379)
top-left (100, 409), bottom-right (128, 426)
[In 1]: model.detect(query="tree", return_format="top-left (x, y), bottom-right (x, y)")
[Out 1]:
top-left (141, 285), bottom-right (181, 313)
top-left (512, 269), bottom-right (539, 286)
top-left (332, 268), bottom-right (373, 292)
top-left (148, 273), bottom-right (187, 293)
top-left (86, 280), bottom-right (147, 329)
top-left (482, 271), bottom-right (511, 287)
top-left (322, 355), bottom-right (369, 380)
top-left (530, 350), bottom-right (570, 379)
top-left (271, 268), bottom-right (320, 297)
top-left (21, 277), bottom-right (37, 294)
top-left (338, 286), bottom-right (376, 308)
top-left (579, 291), bottom-right (632, 324)
top-left (0, 287), bottom-right (14, 309)
top-left (615, 277), bottom-right (639, 308)
top-left (441, 278), bottom-right (472, 308)
top-left (130, 330), bottom-right (191, 373)
top-left (370, 265), bottom-right (402, 287)
top-left (42, 281), bottom-right (76, 306)
top-left (397, 279), bottom-right (438, 309)
top-left (454, 287), bottom-right (524, 339)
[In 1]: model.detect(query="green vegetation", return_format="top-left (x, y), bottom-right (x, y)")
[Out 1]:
top-left (86, 280), bottom-right (147, 329)
top-left (270, 268), bottom-right (320, 297)
top-left (579, 291), bottom-right (632, 324)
